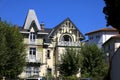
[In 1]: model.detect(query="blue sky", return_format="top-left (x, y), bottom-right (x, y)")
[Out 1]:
top-left (0, 0), bottom-right (106, 35)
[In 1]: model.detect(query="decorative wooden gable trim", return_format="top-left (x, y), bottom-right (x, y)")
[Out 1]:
top-left (48, 18), bottom-right (85, 41)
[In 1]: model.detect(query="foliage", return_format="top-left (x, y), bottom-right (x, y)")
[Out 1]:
top-left (80, 44), bottom-right (108, 79)
top-left (46, 71), bottom-right (53, 80)
top-left (103, 0), bottom-right (120, 30)
top-left (0, 21), bottom-right (26, 78)
top-left (59, 47), bottom-right (82, 76)
top-left (61, 75), bottom-right (78, 80)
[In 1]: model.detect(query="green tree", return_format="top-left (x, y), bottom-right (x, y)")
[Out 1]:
top-left (80, 44), bottom-right (108, 79)
top-left (0, 21), bottom-right (26, 79)
top-left (103, 0), bottom-right (120, 30)
top-left (59, 47), bottom-right (82, 77)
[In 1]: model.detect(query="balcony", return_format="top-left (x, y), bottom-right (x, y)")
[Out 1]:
top-left (57, 41), bottom-right (81, 46)
top-left (24, 38), bottom-right (43, 45)
top-left (29, 39), bottom-right (43, 45)
top-left (26, 58), bottom-right (41, 64)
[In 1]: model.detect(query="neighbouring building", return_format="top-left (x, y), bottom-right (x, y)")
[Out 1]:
top-left (18, 9), bottom-right (85, 79)
top-left (102, 34), bottom-right (120, 80)
top-left (110, 46), bottom-right (120, 80)
top-left (86, 28), bottom-right (120, 80)
top-left (102, 35), bottom-right (120, 80)
top-left (85, 28), bottom-right (119, 48)
top-left (102, 35), bottom-right (120, 63)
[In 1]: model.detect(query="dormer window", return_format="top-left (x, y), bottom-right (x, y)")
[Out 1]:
top-left (30, 32), bottom-right (36, 42)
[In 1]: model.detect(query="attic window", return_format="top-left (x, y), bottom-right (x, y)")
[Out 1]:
top-left (61, 35), bottom-right (72, 42)
top-left (30, 32), bottom-right (36, 42)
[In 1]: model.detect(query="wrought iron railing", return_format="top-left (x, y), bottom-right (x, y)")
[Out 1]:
top-left (57, 41), bottom-right (81, 46)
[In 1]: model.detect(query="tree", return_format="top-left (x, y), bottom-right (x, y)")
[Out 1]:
top-left (0, 21), bottom-right (26, 79)
top-left (59, 47), bottom-right (82, 77)
top-left (103, 0), bottom-right (120, 30)
top-left (80, 44), bottom-right (108, 79)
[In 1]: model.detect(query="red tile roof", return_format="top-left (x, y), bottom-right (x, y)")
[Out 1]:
top-left (110, 35), bottom-right (120, 39)
top-left (85, 27), bottom-right (118, 35)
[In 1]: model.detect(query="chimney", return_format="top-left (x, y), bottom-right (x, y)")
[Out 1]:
top-left (40, 22), bottom-right (44, 30)
top-left (14, 25), bottom-right (18, 30)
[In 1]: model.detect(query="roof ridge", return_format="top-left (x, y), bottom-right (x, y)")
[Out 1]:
top-left (86, 27), bottom-right (118, 35)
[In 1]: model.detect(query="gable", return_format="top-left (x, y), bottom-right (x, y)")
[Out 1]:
top-left (23, 9), bottom-right (41, 30)
top-left (49, 18), bottom-right (85, 41)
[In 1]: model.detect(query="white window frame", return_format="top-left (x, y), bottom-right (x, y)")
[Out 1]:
top-left (29, 32), bottom-right (36, 42)
top-left (29, 48), bottom-right (36, 62)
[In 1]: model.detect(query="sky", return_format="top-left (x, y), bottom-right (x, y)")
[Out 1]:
top-left (0, 0), bottom-right (106, 36)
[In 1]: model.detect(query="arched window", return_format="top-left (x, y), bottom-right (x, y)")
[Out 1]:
top-left (61, 35), bottom-right (72, 42)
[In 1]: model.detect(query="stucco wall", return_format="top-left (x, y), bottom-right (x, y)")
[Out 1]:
top-left (88, 31), bottom-right (118, 48)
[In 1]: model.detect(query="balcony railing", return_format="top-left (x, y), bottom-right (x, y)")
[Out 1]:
top-left (26, 58), bottom-right (41, 63)
top-left (57, 41), bottom-right (81, 46)
top-left (29, 40), bottom-right (43, 45)
top-left (24, 38), bottom-right (43, 45)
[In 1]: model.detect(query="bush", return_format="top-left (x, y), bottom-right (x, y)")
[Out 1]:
top-left (61, 75), bottom-right (78, 80)
top-left (92, 77), bottom-right (103, 80)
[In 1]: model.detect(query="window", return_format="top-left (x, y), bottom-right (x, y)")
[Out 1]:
top-left (26, 66), bottom-right (39, 77)
top-left (29, 48), bottom-right (36, 61)
top-left (33, 67), bottom-right (39, 76)
top-left (47, 68), bottom-right (52, 74)
top-left (61, 35), bottom-right (72, 42)
top-left (30, 32), bottom-right (36, 42)
top-left (26, 67), bottom-right (31, 77)
top-left (89, 36), bottom-right (93, 40)
top-left (47, 68), bottom-right (52, 75)
top-left (47, 50), bottom-right (50, 59)
top-left (96, 35), bottom-right (100, 39)
top-left (66, 22), bottom-right (68, 25)
top-left (69, 22), bottom-right (71, 28)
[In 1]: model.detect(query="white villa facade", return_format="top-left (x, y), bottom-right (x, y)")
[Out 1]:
top-left (18, 9), bottom-right (85, 79)
top-left (85, 28), bottom-right (119, 48)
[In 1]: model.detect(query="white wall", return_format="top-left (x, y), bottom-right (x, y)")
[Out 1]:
top-left (102, 32), bottom-right (118, 43)
top-left (88, 32), bottom-right (103, 48)
top-left (87, 31), bottom-right (119, 48)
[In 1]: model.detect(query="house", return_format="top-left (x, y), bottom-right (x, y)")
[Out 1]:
top-left (111, 46), bottom-right (120, 80)
top-left (85, 28), bottom-right (119, 48)
top-left (102, 35), bottom-right (120, 80)
top-left (19, 9), bottom-right (85, 79)
top-left (102, 35), bottom-right (120, 63)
